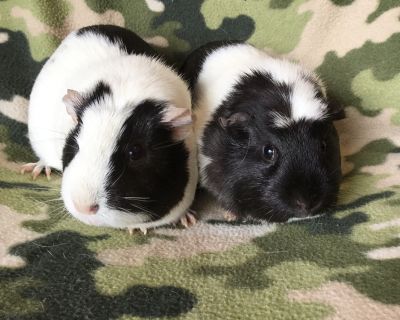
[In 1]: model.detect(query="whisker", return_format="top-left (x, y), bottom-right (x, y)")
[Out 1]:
top-left (152, 140), bottom-right (182, 150)
top-left (119, 202), bottom-right (159, 219)
top-left (47, 205), bottom-right (67, 217)
top-left (238, 135), bottom-right (251, 166)
top-left (129, 203), bottom-right (158, 219)
top-left (35, 196), bottom-right (63, 203)
top-left (120, 196), bottom-right (153, 202)
top-left (109, 165), bottom-right (127, 188)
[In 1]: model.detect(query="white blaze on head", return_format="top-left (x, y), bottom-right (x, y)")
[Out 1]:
top-left (60, 95), bottom-right (145, 227)
top-left (282, 77), bottom-right (328, 127)
top-left (195, 43), bottom-right (329, 130)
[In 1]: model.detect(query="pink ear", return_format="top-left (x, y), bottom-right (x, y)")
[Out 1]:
top-left (62, 89), bottom-right (83, 124)
top-left (162, 106), bottom-right (193, 141)
top-left (163, 106), bottom-right (192, 127)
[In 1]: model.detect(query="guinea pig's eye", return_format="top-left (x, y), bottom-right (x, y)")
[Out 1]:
top-left (128, 144), bottom-right (144, 161)
top-left (262, 145), bottom-right (276, 162)
top-left (321, 140), bottom-right (327, 153)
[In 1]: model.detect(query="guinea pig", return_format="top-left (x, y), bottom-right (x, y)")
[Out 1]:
top-left (23, 25), bottom-right (198, 231)
top-left (181, 41), bottom-right (344, 222)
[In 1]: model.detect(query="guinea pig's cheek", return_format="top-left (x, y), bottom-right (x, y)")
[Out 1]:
top-left (72, 213), bottom-right (105, 226)
top-left (101, 208), bottom-right (151, 228)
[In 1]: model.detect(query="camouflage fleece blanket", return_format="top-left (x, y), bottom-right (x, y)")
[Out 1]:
top-left (1, 0), bottom-right (400, 319)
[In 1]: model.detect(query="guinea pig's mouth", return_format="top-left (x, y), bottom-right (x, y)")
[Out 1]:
top-left (285, 201), bottom-right (338, 223)
top-left (287, 213), bottom-right (324, 223)
top-left (255, 210), bottom-right (325, 223)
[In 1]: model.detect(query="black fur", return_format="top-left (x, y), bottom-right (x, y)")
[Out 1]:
top-left (76, 25), bottom-right (160, 59)
top-left (105, 100), bottom-right (189, 220)
top-left (193, 69), bottom-right (342, 222)
top-left (219, 71), bottom-right (293, 125)
top-left (62, 81), bottom-right (111, 170)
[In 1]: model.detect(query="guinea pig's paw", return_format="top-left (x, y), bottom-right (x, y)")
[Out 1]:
top-left (180, 210), bottom-right (197, 228)
top-left (223, 211), bottom-right (238, 222)
top-left (127, 227), bottom-right (148, 236)
top-left (20, 161), bottom-right (52, 180)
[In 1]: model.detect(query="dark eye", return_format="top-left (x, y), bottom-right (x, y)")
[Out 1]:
top-left (321, 140), bottom-right (327, 152)
top-left (128, 144), bottom-right (144, 161)
top-left (262, 145), bottom-right (276, 162)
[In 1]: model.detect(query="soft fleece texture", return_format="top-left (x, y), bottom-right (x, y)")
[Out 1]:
top-left (0, 0), bottom-right (400, 319)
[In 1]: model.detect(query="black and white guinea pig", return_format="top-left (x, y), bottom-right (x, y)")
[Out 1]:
top-left (181, 41), bottom-right (344, 222)
top-left (25, 25), bottom-right (198, 230)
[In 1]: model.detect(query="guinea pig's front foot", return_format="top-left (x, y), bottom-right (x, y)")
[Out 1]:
top-left (180, 210), bottom-right (197, 228)
top-left (127, 227), bottom-right (148, 235)
top-left (20, 161), bottom-right (52, 180)
top-left (223, 211), bottom-right (238, 222)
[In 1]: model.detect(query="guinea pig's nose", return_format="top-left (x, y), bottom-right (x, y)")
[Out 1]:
top-left (293, 195), bottom-right (321, 216)
top-left (295, 198), bottom-right (307, 210)
top-left (73, 201), bottom-right (99, 215)
top-left (89, 204), bottom-right (99, 213)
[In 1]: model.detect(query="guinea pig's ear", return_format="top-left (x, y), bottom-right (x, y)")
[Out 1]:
top-left (326, 96), bottom-right (345, 121)
top-left (219, 112), bottom-right (249, 129)
top-left (162, 106), bottom-right (193, 141)
top-left (62, 89), bottom-right (83, 124)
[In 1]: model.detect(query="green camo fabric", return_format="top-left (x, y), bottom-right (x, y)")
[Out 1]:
top-left (1, 0), bottom-right (400, 319)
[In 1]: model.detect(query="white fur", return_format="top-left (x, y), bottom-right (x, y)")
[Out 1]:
top-left (290, 79), bottom-right (326, 122)
top-left (29, 29), bottom-right (196, 228)
top-left (193, 43), bottom-right (327, 141)
top-left (198, 153), bottom-right (212, 186)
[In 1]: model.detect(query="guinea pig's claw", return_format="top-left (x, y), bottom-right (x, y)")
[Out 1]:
top-left (188, 212), bottom-right (197, 225)
top-left (21, 162), bottom-right (52, 180)
top-left (20, 163), bottom-right (37, 175)
top-left (180, 211), bottom-right (197, 228)
top-left (45, 167), bottom-right (52, 180)
top-left (127, 227), bottom-right (148, 235)
top-left (180, 217), bottom-right (189, 228)
top-left (223, 211), bottom-right (238, 222)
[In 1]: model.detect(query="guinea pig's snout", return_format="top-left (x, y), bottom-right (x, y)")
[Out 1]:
top-left (292, 194), bottom-right (322, 217)
top-left (288, 190), bottom-right (323, 218)
top-left (72, 200), bottom-right (99, 215)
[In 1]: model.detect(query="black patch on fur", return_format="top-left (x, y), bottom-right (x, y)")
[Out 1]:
top-left (225, 71), bottom-right (293, 123)
top-left (62, 81), bottom-right (111, 170)
top-left (200, 72), bottom-right (342, 222)
top-left (180, 41), bottom-right (242, 95)
top-left (326, 93), bottom-right (346, 120)
top-left (105, 100), bottom-right (189, 221)
top-left (77, 25), bottom-right (161, 59)
top-left (62, 126), bottom-right (80, 170)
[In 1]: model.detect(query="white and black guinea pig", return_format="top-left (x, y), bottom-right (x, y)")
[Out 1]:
top-left (25, 25), bottom-right (198, 230)
top-left (181, 41), bottom-right (344, 222)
